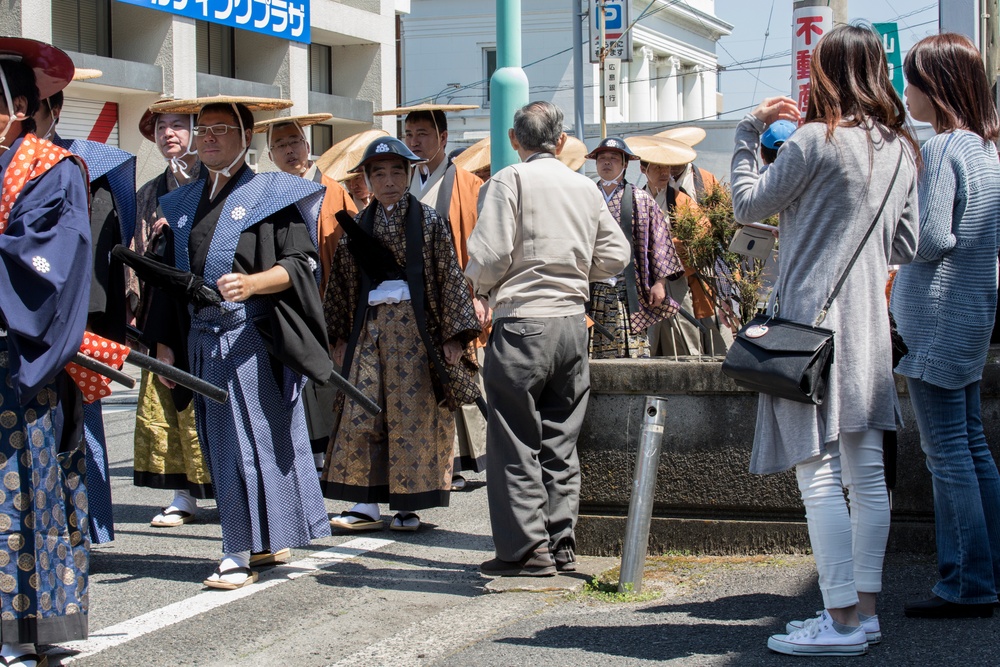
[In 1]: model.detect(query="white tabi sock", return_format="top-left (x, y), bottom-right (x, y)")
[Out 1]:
top-left (1, 644), bottom-right (38, 666)
top-left (169, 489), bottom-right (197, 514)
top-left (221, 551), bottom-right (251, 571)
top-left (350, 503), bottom-right (380, 522)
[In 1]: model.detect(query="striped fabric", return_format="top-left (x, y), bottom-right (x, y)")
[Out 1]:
top-left (892, 130), bottom-right (1000, 389)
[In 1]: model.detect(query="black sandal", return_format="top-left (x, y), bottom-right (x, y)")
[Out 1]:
top-left (389, 512), bottom-right (420, 532)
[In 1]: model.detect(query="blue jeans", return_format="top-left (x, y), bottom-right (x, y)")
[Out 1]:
top-left (907, 378), bottom-right (1000, 604)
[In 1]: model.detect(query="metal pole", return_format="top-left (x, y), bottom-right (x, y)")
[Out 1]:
top-left (491, 0), bottom-right (530, 172)
top-left (572, 0), bottom-right (586, 142)
top-left (599, 0), bottom-right (607, 139)
top-left (618, 396), bottom-right (668, 593)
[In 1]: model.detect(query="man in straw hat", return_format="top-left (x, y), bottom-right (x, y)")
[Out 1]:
top-left (633, 136), bottom-right (727, 357)
top-left (322, 136), bottom-right (480, 532)
top-left (585, 137), bottom-right (683, 359)
top-left (467, 101), bottom-right (630, 576)
top-left (34, 73), bottom-right (137, 547)
top-left (255, 114), bottom-right (357, 471)
top-left (379, 103), bottom-right (487, 490)
top-left (129, 101), bottom-right (211, 529)
top-left (657, 125), bottom-right (720, 201)
top-left (0, 36), bottom-right (93, 665)
top-left (144, 95), bottom-right (332, 588)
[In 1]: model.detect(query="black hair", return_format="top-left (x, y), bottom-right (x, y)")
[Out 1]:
top-left (405, 109), bottom-right (448, 133)
top-left (199, 102), bottom-right (254, 138)
top-left (0, 59), bottom-right (39, 135)
top-left (760, 145), bottom-right (779, 165)
top-left (46, 90), bottom-right (64, 111)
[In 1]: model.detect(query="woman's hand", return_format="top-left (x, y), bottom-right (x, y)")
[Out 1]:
top-left (751, 96), bottom-right (800, 126)
top-left (443, 339), bottom-right (463, 366)
top-left (650, 279), bottom-right (667, 307)
top-left (156, 343), bottom-right (177, 389)
top-left (218, 272), bottom-right (256, 302)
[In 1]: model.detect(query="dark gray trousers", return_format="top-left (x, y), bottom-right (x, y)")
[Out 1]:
top-left (483, 314), bottom-right (591, 562)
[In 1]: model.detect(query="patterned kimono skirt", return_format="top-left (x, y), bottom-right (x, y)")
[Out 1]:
top-left (588, 281), bottom-right (650, 359)
top-left (133, 369), bottom-right (212, 498)
top-left (82, 402), bottom-right (113, 544)
top-left (187, 301), bottom-right (329, 554)
top-left (0, 340), bottom-right (89, 644)
top-left (323, 301), bottom-right (455, 511)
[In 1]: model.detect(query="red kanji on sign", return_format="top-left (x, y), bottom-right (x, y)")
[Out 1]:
top-left (796, 50), bottom-right (811, 81)
top-left (798, 83), bottom-right (811, 113)
top-left (796, 16), bottom-right (824, 46)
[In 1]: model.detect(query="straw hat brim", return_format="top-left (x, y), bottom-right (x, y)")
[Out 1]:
top-left (72, 68), bottom-right (102, 81)
top-left (252, 113), bottom-right (333, 134)
top-left (559, 136), bottom-right (588, 171)
top-left (451, 137), bottom-right (490, 173)
top-left (149, 95), bottom-right (293, 114)
top-left (655, 126), bottom-right (707, 147)
top-left (0, 38), bottom-right (74, 101)
top-left (373, 103), bottom-right (478, 117)
top-left (315, 129), bottom-right (391, 181)
top-left (625, 135), bottom-right (697, 166)
top-left (139, 97), bottom-right (194, 143)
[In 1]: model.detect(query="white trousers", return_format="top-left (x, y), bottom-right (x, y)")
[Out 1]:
top-left (795, 429), bottom-right (890, 610)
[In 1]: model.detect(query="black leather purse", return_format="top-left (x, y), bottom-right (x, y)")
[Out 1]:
top-left (721, 147), bottom-right (904, 405)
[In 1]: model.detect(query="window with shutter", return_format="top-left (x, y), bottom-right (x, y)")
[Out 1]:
top-left (196, 21), bottom-right (235, 78)
top-left (52, 0), bottom-right (111, 57)
top-left (311, 124), bottom-right (333, 157)
top-left (483, 48), bottom-right (497, 107)
top-left (309, 44), bottom-right (332, 95)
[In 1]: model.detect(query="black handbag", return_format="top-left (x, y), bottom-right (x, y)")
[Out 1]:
top-left (721, 147), bottom-right (904, 405)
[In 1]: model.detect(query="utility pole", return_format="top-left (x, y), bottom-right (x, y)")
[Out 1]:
top-left (599, 0), bottom-right (607, 138)
top-left (491, 0), bottom-right (530, 171)
top-left (572, 0), bottom-right (586, 142)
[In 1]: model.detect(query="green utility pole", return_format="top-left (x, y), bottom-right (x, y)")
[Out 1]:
top-left (491, 0), bottom-right (530, 171)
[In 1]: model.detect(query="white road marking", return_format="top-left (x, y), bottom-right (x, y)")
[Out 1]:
top-left (57, 537), bottom-right (395, 663)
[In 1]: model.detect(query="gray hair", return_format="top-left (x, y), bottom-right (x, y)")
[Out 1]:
top-left (512, 101), bottom-right (564, 153)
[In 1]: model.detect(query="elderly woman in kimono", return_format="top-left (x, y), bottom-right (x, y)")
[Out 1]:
top-left (323, 137), bottom-right (480, 532)
top-left (0, 38), bottom-right (93, 667)
top-left (147, 96), bottom-right (331, 589)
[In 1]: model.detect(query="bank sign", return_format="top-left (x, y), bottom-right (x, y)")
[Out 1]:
top-left (117, 0), bottom-right (311, 44)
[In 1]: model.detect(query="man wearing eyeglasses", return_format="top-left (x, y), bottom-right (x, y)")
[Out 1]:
top-left (254, 115), bottom-right (358, 471)
top-left (144, 98), bottom-right (333, 590)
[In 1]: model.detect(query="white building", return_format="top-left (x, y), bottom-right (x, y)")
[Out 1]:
top-left (399, 0), bottom-right (733, 147)
top-left (2, 0), bottom-right (407, 184)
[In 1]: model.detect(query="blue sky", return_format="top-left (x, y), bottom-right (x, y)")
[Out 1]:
top-left (713, 0), bottom-right (940, 118)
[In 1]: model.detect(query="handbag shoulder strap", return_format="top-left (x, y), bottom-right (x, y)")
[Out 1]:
top-left (814, 144), bottom-right (904, 326)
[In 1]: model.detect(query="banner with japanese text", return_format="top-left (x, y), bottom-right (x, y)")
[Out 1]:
top-left (116, 0), bottom-right (310, 44)
top-left (874, 23), bottom-right (905, 99)
top-left (791, 5), bottom-right (833, 116)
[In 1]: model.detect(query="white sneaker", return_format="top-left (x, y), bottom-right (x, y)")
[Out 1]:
top-left (768, 610), bottom-right (868, 656)
top-left (786, 610), bottom-right (882, 644)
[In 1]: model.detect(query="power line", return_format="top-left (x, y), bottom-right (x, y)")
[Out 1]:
top-left (750, 0), bottom-right (777, 103)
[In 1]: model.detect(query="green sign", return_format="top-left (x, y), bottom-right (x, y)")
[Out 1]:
top-left (875, 23), bottom-right (905, 99)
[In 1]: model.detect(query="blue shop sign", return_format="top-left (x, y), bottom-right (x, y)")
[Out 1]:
top-left (117, 0), bottom-right (311, 44)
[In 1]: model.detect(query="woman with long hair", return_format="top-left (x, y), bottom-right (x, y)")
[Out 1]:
top-left (730, 25), bottom-right (920, 656)
top-left (892, 33), bottom-right (1000, 619)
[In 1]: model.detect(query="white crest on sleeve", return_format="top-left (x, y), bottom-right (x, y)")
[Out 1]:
top-left (308, 257), bottom-right (318, 272)
top-left (231, 206), bottom-right (247, 221)
top-left (32, 256), bottom-right (51, 274)
top-left (177, 214), bottom-right (188, 228)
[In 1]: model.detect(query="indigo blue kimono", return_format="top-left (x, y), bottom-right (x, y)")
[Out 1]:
top-left (54, 136), bottom-right (136, 545)
top-left (0, 135), bottom-right (93, 644)
top-left (155, 165), bottom-right (331, 554)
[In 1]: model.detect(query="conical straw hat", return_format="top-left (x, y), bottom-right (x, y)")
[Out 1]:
top-left (72, 68), bottom-right (102, 81)
top-left (451, 137), bottom-right (490, 173)
top-left (149, 95), bottom-right (293, 114)
top-left (559, 136), bottom-right (588, 171)
top-left (625, 135), bottom-right (697, 166)
top-left (252, 113), bottom-right (333, 134)
top-left (655, 126), bottom-right (706, 147)
top-left (373, 103), bottom-right (478, 116)
top-left (315, 129), bottom-right (391, 181)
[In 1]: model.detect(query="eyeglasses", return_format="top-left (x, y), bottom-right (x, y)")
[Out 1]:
top-left (271, 137), bottom-right (305, 151)
top-left (193, 124), bottom-right (240, 137)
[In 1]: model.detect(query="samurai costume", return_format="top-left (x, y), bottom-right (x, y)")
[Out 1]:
top-left (131, 161), bottom-right (212, 500)
top-left (411, 157), bottom-right (489, 475)
top-left (322, 193), bottom-right (480, 511)
top-left (0, 133), bottom-right (93, 645)
top-left (153, 164), bottom-right (330, 555)
top-left (52, 135), bottom-right (136, 544)
top-left (588, 180), bottom-right (683, 359)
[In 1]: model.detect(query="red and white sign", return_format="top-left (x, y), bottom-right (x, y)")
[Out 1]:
top-left (792, 6), bottom-right (833, 116)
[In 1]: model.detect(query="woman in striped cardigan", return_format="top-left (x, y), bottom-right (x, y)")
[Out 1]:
top-left (892, 33), bottom-right (1000, 619)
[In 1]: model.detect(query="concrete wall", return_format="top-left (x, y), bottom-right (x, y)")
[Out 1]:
top-left (576, 359), bottom-right (1000, 556)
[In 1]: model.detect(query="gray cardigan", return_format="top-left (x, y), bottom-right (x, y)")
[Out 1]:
top-left (891, 130), bottom-right (1000, 390)
top-left (731, 115), bottom-right (920, 474)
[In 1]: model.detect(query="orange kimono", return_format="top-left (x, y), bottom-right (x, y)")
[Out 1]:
top-left (318, 174), bottom-right (358, 298)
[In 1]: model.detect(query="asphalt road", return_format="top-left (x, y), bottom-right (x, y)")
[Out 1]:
top-left (41, 401), bottom-right (1000, 667)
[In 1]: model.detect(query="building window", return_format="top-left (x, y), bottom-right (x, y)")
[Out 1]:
top-left (312, 124), bottom-right (333, 157)
top-left (52, 0), bottom-right (112, 57)
top-left (483, 47), bottom-right (497, 107)
top-left (196, 21), bottom-right (235, 78)
top-left (309, 44), bottom-right (333, 95)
